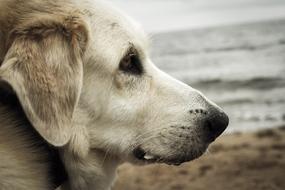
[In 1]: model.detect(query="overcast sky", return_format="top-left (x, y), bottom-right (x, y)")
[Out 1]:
top-left (108, 0), bottom-right (285, 33)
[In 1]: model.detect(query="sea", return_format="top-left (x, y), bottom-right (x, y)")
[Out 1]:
top-left (151, 19), bottom-right (285, 133)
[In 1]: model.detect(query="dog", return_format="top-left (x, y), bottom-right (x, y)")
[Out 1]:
top-left (0, 0), bottom-right (229, 189)
top-left (0, 86), bottom-right (67, 189)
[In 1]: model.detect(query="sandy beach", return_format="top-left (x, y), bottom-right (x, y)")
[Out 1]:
top-left (113, 126), bottom-right (285, 190)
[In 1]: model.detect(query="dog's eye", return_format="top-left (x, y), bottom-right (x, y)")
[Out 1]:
top-left (119, 51), bottom-right (143, 75)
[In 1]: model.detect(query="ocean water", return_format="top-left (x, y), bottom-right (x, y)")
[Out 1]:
top-left (151, 19), bottom-right (285, 132)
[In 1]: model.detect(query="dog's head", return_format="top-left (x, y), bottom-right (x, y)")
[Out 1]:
top-left (0, 0), bottom-right (228, 166)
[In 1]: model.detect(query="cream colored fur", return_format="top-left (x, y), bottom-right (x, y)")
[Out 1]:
top-left (0, 100), bottom-right (53, 190)
top-left (0, 0), bottom-right (228, 190)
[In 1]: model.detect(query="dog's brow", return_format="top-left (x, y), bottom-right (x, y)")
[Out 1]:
top-left (128, 40), bottom-right (149, 59)
top-left (139, 34), bottom-right (151, 54)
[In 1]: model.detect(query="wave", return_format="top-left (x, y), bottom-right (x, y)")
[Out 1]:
top-left (154, 39), bottom-right (285, 56)
top-left (234, 112), bottom-right (285, 122)
top-left (189, 77), bottom-right (285, 90)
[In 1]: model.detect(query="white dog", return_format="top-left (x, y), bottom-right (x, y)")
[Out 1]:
top-left (0, 0), bottom-right (229, 189)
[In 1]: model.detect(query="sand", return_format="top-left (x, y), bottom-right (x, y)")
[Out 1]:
top-left (113, 126), bottom-right (285, 190)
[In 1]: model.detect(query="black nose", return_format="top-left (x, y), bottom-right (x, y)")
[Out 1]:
top-left (205, 111), bottom-right (229, 142)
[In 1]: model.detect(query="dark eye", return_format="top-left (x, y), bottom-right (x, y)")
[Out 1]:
top-left (119, 51), bottom-right (143, 75)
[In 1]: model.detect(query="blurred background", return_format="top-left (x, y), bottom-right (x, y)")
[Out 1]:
top-left (108, 0), bottom-right (285, 189)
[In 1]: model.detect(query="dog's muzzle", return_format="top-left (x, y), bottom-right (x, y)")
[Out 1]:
top-left (132, 106), bottom-right (229, 165)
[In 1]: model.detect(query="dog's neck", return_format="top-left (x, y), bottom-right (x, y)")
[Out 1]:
top-left (60, 148), bottom-right (120, 190)
top-left (59, 105), bottom-right (121, 190)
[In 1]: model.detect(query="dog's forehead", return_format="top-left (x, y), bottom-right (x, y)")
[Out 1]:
top-left (82, 0), bottom-right (148, 51)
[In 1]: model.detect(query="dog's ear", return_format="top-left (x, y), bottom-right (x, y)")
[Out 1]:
top-left (0, 14), bottom-right (89, 147)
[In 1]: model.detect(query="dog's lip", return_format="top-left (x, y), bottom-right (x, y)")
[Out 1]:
top-left (132, 147), bottom-right (198, 166)
top-left (133, 147), bottom-right (162, 163)
top-left (133, 147), bottom-right (154, 161)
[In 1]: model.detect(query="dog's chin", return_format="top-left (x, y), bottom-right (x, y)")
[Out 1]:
top-left (131, 145), bottom-right (208, 166)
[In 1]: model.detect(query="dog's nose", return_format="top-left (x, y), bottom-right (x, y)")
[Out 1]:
top-left (189, 108), bottom-right (229, 141)
top-left (205, 110), bottom-right (229, 142)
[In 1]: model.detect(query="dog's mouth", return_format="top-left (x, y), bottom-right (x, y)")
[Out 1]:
top-left (132, 146), bottom-right (205, 166)
top-left (132, 147), bottom-right (159, 163)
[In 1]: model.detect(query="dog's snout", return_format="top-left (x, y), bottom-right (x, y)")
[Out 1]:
top-left (205, 110), bottom-right (229, 142)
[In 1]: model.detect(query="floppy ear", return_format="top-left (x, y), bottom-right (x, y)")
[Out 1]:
top-left (0, 14), bottom-right (89, 147)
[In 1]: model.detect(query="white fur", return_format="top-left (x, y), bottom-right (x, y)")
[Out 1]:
top-left (0, 0), bottom-right (228, 189)
top-left (59, 1), bottom-right (225, 189)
